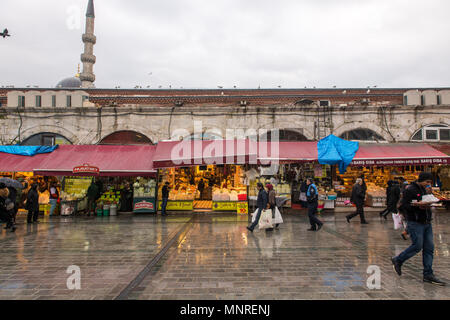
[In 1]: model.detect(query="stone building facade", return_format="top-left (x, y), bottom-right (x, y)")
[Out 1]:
top-left (0, 87), bottom-right (449, 146)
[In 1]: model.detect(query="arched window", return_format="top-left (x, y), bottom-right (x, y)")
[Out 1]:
top-left (259, 129), bottom-right (308, 142)
top-left (99, 131), bottom-right (153, 145)
top-left (21, 133), bottom-right (72, 146)
top-left (411, 124), bottom-right (450, 142)
top-left (339, 129), bottom-right (386, 142)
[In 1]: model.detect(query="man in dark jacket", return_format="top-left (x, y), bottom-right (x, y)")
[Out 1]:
top-left (379, 180), bottom-right (393, 218)
top-left (247, 182), bottom-right (269, 232)
top-left (391, 172), bottom-right (446, 286)
top-left (346, 178), bottom-right (368, 224)
top-left (161, 182), bottom-right (170, 216)
top-left (26, 183), bottom-right (39, 224)
top-left (306, 178), bottom-right (323, 231)
top-left (385, 181), bottom-right (401, 219)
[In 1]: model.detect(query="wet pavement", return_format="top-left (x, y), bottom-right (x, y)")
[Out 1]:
top-left (0, 209), bottom-right (449, 300)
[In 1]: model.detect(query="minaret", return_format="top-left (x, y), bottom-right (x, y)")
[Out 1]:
top-left (80, 0), bottom-right (96, 88)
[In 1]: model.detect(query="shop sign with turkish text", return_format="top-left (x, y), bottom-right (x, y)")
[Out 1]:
top-left (351, 158), bottom-right (449, 166)
top-left (73, 163), bottom-right (100, 174)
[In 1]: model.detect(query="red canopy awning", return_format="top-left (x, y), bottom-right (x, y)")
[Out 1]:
top-left (153, 140), bottom-right (258, 168)
top-left (257, 141), bottom-right (318, 164)
top-left (429, 143), bottom-right (450, 156)
top-left (0, 152), bottom-right (51, 172)
top-left (352, 143), bottom-right (450, 166)
top-left (34, 145), bottom-right (157, 177)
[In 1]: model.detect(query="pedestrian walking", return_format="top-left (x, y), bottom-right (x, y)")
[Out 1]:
top-left (379, 180), bottom-right (393, 218)
top-left (265, 183), bottom-right (278, 231)
top-left (391, 172), bottom-right (446, 286)
top-left (26, 183), bottom-right (39, 224)
top-left (306, 178), bottom-right (323, 231)
top-left (346, 178), bottom-right (369, 224)
top-left (49, 182), bottom-right (59, 216)
top-left (247, 182), bottom-right (269, 232)
top-left (0, 183), bottom-right (16, 232)
top-left (161, 182), bottom-right (170, 216)
top-left (381, 180), bottom-right (401, 220)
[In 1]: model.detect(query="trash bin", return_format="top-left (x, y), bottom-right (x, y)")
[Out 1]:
top-left (110, 204), bottom-right (117, 216)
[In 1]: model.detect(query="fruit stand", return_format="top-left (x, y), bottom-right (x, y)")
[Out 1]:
top-left (60, 177), bottom-right (92, 215)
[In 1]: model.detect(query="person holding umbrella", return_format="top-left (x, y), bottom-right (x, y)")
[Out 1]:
top-left (0, 183), bottom-right (16, 232)
top-left (0, 178), bottom-right (23, 230)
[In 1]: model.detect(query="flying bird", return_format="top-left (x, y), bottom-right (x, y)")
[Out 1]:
top-left (1, 28), bottom-right (11, 38)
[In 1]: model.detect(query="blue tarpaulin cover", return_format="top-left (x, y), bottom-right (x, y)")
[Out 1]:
top-left (0, 145), bottom-right (59, 156)
top-left (317, 135), bottom-right (359, 173)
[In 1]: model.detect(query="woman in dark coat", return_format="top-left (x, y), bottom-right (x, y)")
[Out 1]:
top-left (26, 183), bottom-right (40, 224)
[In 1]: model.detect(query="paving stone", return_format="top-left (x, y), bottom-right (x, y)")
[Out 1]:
top-left (1, 211), bottom-right (450, 300)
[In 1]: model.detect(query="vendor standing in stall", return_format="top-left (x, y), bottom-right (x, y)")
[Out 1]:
top-left (121, 182), bottom-right (134, 212)
top-left (198, 179), bottom-right (205, 200)
top-left (161, 182), bottom-right (170, 216)
top-left (86, 180), bottom-right (99, 216)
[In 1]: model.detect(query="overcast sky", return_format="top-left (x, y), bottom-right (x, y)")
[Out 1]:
top-left (1, 0), bottom-right (450, 89)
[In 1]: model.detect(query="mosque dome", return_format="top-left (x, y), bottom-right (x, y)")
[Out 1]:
top-left (56, 76), bottom-right (82, 88)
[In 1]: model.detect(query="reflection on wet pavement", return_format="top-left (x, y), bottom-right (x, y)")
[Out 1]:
top-left (0, 211), bottom-right (449, 300)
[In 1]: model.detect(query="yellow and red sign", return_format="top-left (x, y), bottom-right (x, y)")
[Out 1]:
top-left (236, 202), bottom-right (248, 214)
top-left (157, 201), bottom-right (193, 211)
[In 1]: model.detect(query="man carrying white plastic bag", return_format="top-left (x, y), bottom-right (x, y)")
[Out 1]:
top-left (247, 182), bottom-right (269, 232)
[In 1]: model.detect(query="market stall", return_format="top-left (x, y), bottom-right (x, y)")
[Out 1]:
top-left (34, 145), bottom-right (158, 215)
top-left (153, 140), bottom-right (254, 213)
top-left (332, 143), bottom-right (450, 208)
top-left (0, 150), bottom-right (62, 216)
top-left (157, 165), bottom-right (248, 213)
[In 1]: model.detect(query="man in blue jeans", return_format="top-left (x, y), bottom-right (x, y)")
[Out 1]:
top-left (247, 182), bottom-right (268, 232)
top-left (161, 182), bottom-right (170, 216)
top-left (392, 172), bottom-right (446, 286)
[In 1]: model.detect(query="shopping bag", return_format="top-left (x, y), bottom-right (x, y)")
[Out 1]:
top-left (392, 213), bottom-right (403, 230)
top-left (273, 207), bottom-right (284, 225)
top-left (258, 209), bottom-right (273, 230)
top-left (299, 192), bottom-right (307, 202)
top-left (251, 209), bottom-right (259, 223)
